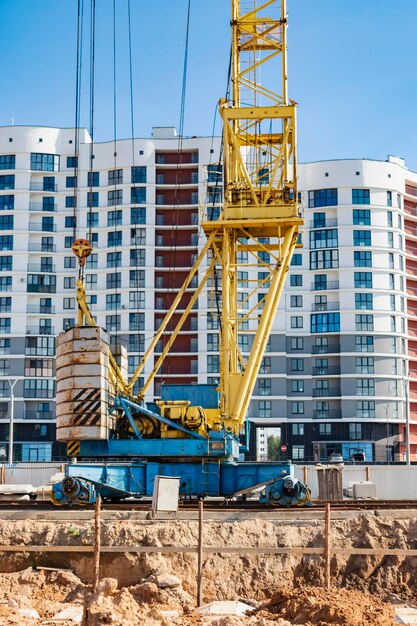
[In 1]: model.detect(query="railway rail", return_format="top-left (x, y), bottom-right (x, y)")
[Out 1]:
top-left (1, 499), bottom-right (417, 512)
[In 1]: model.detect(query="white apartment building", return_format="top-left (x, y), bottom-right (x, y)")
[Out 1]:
top-left (0, 125), bottom-right (415, 463)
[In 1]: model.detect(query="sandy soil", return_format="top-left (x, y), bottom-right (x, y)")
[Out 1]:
top-left (0, 513), bottom-right (414, 624)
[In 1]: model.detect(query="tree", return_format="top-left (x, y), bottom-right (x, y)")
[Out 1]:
top-left (267, 434), bottom-right (281, 461)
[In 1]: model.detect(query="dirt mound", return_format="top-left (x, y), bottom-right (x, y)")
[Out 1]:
top-left (260, 585), bottom-right (396, 626)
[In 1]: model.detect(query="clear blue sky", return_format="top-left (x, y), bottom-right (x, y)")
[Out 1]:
top-left (1, 1), bottom-right (417, 169)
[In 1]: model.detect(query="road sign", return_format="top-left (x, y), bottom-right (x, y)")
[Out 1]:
top-left (280, 444), bottom-right (287, 452)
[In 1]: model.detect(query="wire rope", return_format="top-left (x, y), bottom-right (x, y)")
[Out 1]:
top-left (72, 0), bottom-right (84, 256)
top-left (87, 0), bottom-right (96, 245)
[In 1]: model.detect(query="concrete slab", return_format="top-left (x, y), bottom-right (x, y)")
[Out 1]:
top-left (395, 606), bottom-right (417, 624)
top-left (18, 608), bottom-right (40, 619)
top-left (197, 601), bottom-right (253, 616)
top-left (42, 604), bottom-right (83, 623)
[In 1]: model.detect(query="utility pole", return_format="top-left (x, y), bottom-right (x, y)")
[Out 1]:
top-left (405, 374), bottom-right (410, 466)
top-left (7, 379), bottom-right (18, 465)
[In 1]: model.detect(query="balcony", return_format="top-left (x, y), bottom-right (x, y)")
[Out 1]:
top-left (27, 264), bottom-right (56, 273)
top-left (26, 326), bottom-right (55, 335)
top-left (24, 411), bottom-right (54, 420)
top-left (312, 387), bottom-right (341, 397)
top-left (29, 223), bottom-right (56, 232)
top-left (313, 410), bottom-right (342, 419)
top-left (406, 185), bottom-right (417, 198)
top-left (311, 344), bottom-right (341, 354)
top-left (26, 305), bottom-right (55, 314)
top-left (311, 281), bottom-right (339, 291)
top-left (311, 301), bottom-right (340, 312)
top-left (29, 203), bottom-right (57, 212)
top-left (312, 366), bottom-right (341, 376)
top-left (309, 218), bottom-right (338, 229)
top-left (28, 243), bottom-right (57, 252)
top-left (30, 182), bottom-right (57, 192)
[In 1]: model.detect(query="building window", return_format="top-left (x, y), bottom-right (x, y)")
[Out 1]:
top-left (131, 166), bottom-right (146, 183)
top-left (63, 277), bottom-right (75, 289)
top-left (108, 169), bottom-right (123, 185)
top-left (131, 207), bottom-right (146, 224)
top-left (0, 215), bottom-right (13, 230)
top-left (0, 195), bottom-right (13, 211)
top-left (354, 272), bottom-right (372, 288)
top-left (207, 334), bottom-right (219, 352)
top-left (0, 175), bottom-right (14, 190)
top-left (387, 191), bottom-right (392, 207)
top-left (129, 312), bottom-right (145, 331)
top-left (88, 171), bottom-right (100, 187)
top-left (310, 249), bottom-right (339, 270)
top-left (107, 189), bottom-right (122, 205)
top-left (0, 236), bottom-right (13, 251)
top-left (65, 196), bottom-right (76, 208)
top-left (87, 192), bottom-right (99, 208)
top-left (290, 275), bottom-right (302, 287)
top-left (129, 291), bottom-right (145, 309)
top-left (310, 229), bottom-right (338, 249)
top-left (258, 400), bottom-right (271, 418)
top-left (106, 272), bottom-right (121, 290)
top-left (355, 336), bottom-right (374, 352)
top-left (106, 293), bottom-right (121, 310)
top-left (86, 212), bottom-right (99, 228)
top-left (355, 293), bottom-right (373, 310)
top-left (357, 400), bottom-right (375, 418)
top-left (0, 256), bottom-right (12, 272)
top-left (356, 356), bottom-right (374, 374)
top-left (291, 358), bottom-right (304, 372)
top-left (291, 254), bottom-right (302, 266)
top-left (352, 189), bottom-right (370, 204)
top-left (353, 230), bottom-right (371, 246)
top-left (311, 313), bottom-right (340, 333)
top-left (355, 314), bottom-right (373, 331)
top-left (290, 337), bottom-right (304, 351)
top-left (130, 249), bottom-right (146, 266)
top-left (66, 176), bottom-right (77, 188)
top-left (292, 423), bottom-right (304, 436)
top-left (30, 153), bottom-right (59, 171)
top-left (319, 423), bottom-right (331, 436)
top-left (0, 318), bottom-right (10, 333)
top-left (291, 380), bottom-right (304, 393)
top-left (107, 251), bottom-right (121, 268)
top-left (131, 187), bottom-right (146, 204)
top-left (63, 297), bottom-right (75, 309)
top-left (207, 354), bottom-right (220, 373)
top-left (0, 277), bottom-right (12, 291)
top-left (290, 295), bottom-right (303, 308)
top-left (107, 231), bottom-right (122, 247)
top-left (349, 423), bottom-right (362, 440)
top-left (259, 379), bottom-right (271, 396)
top-left (291, 401), bottom-right (304, 414)
top-left (354, 251), bottom-right (372, 267)
top-left (308, 188), bottom-right (338, 208)
top-left (290, 316), bottom-right (303, 329)
top-left (129, 269), bottom-right (145, 288)
top-left (0, 155), bottom-right (15, 170)
top-left (27, 274), bottom-right (56, 293)
top-left (292, 445), bottom-right (305, 460)
top-left (107, 210), bottom-right (123, 227)
top-left (105, 315), bottom-right (121, 332)
top-left (64, 216), bottom-right (76, 229)
top-left (66, 156), bottom-right (78, 168)
top-left (356, 379), bottom-right (375, 396)
top-left (131, 228), bottom-right (146, 245)
top-left (64, 236), bottom-right (74, 248)
top-left (63, 318), bottom-right (75, 330)
top-left (23, 379), bottom-right (55, 398)
top-left (352, 209), bottom-right (370, 225)
top-left (260, 357), bottom-right (271, 374)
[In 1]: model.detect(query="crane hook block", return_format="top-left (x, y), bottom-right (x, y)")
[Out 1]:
top-left (72, 239), bottom-right (92, 267)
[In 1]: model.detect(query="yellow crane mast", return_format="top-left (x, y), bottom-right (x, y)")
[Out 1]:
top-left (203, 0), bottom-right (302, 435)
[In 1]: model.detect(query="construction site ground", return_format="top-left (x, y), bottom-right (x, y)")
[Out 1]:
top-left (1, 508), bottom-right (417, 625)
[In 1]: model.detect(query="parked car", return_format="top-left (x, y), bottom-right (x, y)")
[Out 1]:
top-left (350, 450), bottom-right (365, 463)
top-left (327, 453), bottom-right (344, 463)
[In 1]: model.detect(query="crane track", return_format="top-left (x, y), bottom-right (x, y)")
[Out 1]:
top-left (0, 499), bottom-right (417, 512)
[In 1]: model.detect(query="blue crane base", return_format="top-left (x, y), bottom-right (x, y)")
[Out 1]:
top-left (51, 460), bottom-right (312, 507)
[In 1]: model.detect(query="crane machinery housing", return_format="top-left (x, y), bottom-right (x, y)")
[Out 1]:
top-left (52, 0), bottom-right (311, 507)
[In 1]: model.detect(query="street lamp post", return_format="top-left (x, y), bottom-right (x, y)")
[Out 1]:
top-left (404, 374), bottom-right (410, 466)
top-left (7, 379), bottom-right (17, 466)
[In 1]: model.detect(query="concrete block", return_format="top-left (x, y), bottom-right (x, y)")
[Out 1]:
top-left (353, 481), bottom-right (377, 499)
top-left (197, 601), bottom-right (253, 616)
top-left (395, 606), bottom-right (417, 623)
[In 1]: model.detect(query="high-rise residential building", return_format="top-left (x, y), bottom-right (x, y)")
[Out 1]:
top-left (0, 125), bottom-right (415, 463)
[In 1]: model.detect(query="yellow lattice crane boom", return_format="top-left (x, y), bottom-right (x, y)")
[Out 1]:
top-left (203, 0), bottom-right (302, 435)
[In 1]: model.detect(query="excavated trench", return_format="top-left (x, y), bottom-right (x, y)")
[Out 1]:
top-left (0, 513), bottom-right (416, 624)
